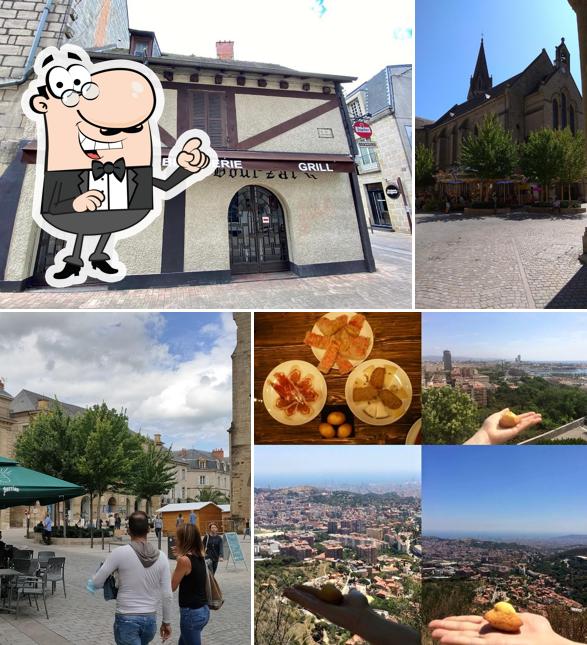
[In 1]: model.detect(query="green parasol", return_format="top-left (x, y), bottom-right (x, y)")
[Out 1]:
top-left (0, 456), bottom-right (85, 510)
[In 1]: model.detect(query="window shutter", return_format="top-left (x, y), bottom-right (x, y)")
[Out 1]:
top-left (190, 91), bottom-right (227, 148)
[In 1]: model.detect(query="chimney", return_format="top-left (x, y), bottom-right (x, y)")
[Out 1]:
top-left (212, 448), bottom-right (224, 460)
top-left (154, 433), bottom-right (162, 446)
top-left (37, 399), bottom-right (49, 411)
top-left (216, 41), bottom-right (234, 60)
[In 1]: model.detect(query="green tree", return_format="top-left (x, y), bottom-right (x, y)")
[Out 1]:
top-left (74, 404), bottom-right (142, 547)
top-left (15, 402), bottom-right (83, 533)
top-left (460, 114), bottom-right (518, 200)
top-left (423, 387), bottom-right (479, 444)
top-left (416, 143), bottom-right (436, 189)
top-left (520, 128), bottom-right (563, 202)
top-left (129, 442), bottom-right (177, 515)
top-left (558, 128), bottom-right (586, 201)
top-left (197, 486), bottom-right (229, 504)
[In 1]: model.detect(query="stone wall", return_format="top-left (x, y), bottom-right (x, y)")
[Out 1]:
top-left (230, 313), bottom-right (251, 532)
top-left (0, 0), bottom-right (128, 172)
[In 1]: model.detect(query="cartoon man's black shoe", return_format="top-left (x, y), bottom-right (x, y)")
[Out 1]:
top-left (53, 262), bottom-right (82, 280)
top-left (91, 260), bottom-right (119, 275)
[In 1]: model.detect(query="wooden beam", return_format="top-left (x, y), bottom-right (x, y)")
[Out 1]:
top-left (236, 99), bottom-right (338, 150)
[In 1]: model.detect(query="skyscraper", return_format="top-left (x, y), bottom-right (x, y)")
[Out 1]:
top-left (443, 350), bottom-right (452, 373)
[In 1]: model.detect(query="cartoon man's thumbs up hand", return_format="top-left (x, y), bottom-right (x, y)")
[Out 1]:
top-left (177, 137), bottom-right (211, 173)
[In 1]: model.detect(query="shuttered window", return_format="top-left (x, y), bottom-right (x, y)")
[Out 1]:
top-left (190, 91), bottom-right (227, 148)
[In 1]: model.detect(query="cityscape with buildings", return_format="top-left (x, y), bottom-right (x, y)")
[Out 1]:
top-left (423, 536), bottom-right (587, 613)
top-left (255, 483), bottom-right (421, 643)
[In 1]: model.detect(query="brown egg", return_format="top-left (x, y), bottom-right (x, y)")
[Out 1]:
top-left (327, 411), bottom-right (346, 426)
top-left (337, 423), bottom-right (353, 438)
top-left (319, 423), bottom-right (336, 439)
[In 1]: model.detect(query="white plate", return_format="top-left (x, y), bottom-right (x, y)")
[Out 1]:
top-left (406, 419), bottom-right (421, 445)
top-left (309, 312), bottom-right (374, 371)
top-left (263, 360), bottom-right (327, 426)
top-left (345, 359), bottom-right (412, 426)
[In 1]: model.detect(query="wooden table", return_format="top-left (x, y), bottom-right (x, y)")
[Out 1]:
top-left (254, 312), bottom-right (421, 444)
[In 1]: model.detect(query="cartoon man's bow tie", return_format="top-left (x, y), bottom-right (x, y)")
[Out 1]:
top-left (91, 158), bottom-right (126, 181)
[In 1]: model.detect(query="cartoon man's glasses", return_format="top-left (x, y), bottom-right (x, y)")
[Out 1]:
top-left (46, 64), bottom-right (100, 107)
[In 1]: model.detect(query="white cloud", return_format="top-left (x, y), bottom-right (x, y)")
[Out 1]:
top-left (0, 312), bottom-right (236, 453)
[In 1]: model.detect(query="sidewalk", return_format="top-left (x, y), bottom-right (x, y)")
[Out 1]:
top-left (0, 527), bottom-right (251, 645)
top-left (0, 231), bottom-right (412, 310)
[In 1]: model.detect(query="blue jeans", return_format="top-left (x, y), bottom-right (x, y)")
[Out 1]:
top-left (179, 606), bottom-right (210, 645)
top-left (114, 614), bottom-right (157, 645)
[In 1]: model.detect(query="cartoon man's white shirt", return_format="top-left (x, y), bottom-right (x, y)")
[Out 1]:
top-left (88, 172), bottom-right (128, 210)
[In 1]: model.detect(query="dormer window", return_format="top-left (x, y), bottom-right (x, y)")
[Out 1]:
top-left (133, 40), bottom-right (149, 57)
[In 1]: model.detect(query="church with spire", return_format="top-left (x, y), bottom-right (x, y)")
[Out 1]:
top-left (416, 37), bottom-right (583, 170)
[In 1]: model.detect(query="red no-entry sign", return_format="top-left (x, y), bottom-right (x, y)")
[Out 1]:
top-left (353, 121), bottom-right (373, 139)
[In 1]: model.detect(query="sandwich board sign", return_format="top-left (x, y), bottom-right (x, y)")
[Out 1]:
top-left (225, 531), bottom-right (247, 570)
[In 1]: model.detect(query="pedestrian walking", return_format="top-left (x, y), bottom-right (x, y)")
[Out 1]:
top-left (154, 515), bottom-right (163, 541)
top-left (172, 523), bottom-right (210, 645)
top-left (88, 511), bottom-right (173, 644)
top-left (176, 513), bottom-right (184, 528)
top-left (188, 510), bottom-right (196, 525)
top-left (203, 523), bottom-right (223, 574)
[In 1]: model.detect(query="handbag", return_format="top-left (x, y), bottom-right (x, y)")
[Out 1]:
top-left (204, 561), bottom-right (223, 610)
top-left (103, 573), bottom-right (118, 601)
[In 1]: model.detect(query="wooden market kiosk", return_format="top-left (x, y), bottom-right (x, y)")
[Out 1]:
top-left (157, 502), bottom-right (224, 537)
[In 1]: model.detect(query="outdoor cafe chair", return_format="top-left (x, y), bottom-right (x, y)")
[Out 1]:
top-left (37, 551), bottom-right (55, 570)
top-left (12, 558), bottom-right (38, 576)
top-left (45, 557), bottom-right (66, 597)
top-left (14, 573), bottom-right (49, 620)
top-left (12, 549), bottom-right (32, 560)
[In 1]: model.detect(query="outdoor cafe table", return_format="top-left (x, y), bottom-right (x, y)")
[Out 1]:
top-left (0, 569), bottom-right (18, 613)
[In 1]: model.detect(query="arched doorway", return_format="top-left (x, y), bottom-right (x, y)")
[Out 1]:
top-left (107, 496), bottom-right (116, 514)
top-left (227, 185), bottom-right (289, 274)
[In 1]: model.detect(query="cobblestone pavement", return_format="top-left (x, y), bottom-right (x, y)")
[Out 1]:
top-left (0, 231), bottom-right (412, 310)
top-left (0, 528), bottom-right (251, 645)
top-left (415, 211), bottom-right (587, 309)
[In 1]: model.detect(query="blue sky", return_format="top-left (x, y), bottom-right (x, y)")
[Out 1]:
top-left (0, 312), bottom-right (236, 452)
top-left (416, 0), bottom-right (580, 119)
top-left (255, 445), bottom-right (421, 487)
top-left (423, 312), bottom-right (587, 361)
top-left (423, 446), bottom-right (587, 537)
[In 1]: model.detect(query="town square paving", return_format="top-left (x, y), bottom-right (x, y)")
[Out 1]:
top-left (0, 528), bottom-right (251, 645)
top-left (415, 210), bottom-right (587, 308)
top-left (0, 231), bottom-right (412, 310)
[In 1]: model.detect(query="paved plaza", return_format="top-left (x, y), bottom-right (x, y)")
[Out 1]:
top-left (415, 210), bottom-right (587, 308)
top-left (0, 231), bottom-right (412, 310)
top-left (0, 528), bottom-right (251, 645)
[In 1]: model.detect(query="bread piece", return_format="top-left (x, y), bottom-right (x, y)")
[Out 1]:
top-left (369, 367), bottom-right (386, 389)
top-left (318, 339), bottom-right (340, 374)
top-left (484, 606), bottom-right (523, 633)
top-left (353, 385), bottom-right (378, 402)
top-left (303, 331), bottom-right (330, 350)
top-left (337, 358), bottom-right (354, 375)
top-left (340, 335), bottom-right (370, 360)
top-left (379, 389), bottom-right (403, 410)
top-left (346, 314), bottom-right (366, 336)
top-left (316, 315), bottom-right (348, 337)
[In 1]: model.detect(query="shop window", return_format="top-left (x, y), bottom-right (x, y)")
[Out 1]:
top-left (190, 91), bottom-right (227, 148)
top-left (357, 142), bottom-right (379, 172)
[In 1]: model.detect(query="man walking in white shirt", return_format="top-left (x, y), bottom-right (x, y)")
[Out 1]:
top-left (90, 511), bottom-right (173, 644)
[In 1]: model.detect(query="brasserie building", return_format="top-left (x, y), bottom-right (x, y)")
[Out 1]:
top-left (1, 34), bottom-right (375, 291)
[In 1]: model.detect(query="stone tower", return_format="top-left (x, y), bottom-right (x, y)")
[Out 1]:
top-left (468, 38), bottom-right (493, 100)
top-left (0, 0), bottom-right (129, 171)
top-left (229, 313), bottom-right (251, 533)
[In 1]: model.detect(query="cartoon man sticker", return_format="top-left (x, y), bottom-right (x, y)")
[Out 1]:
top-left (22, 45), bottom-right (218, 287)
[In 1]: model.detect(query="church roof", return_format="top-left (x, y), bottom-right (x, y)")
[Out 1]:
top-left (9, 390), bottom-right (85, 417)
top-left (427, 49), bottom-right (553, 129)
